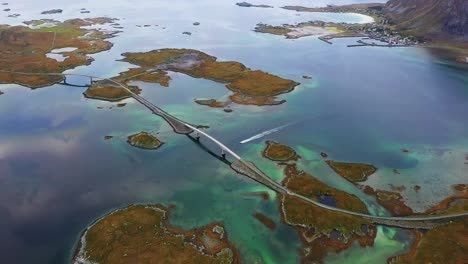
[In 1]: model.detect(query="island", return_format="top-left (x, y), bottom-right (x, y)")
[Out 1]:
top-left (194, 99), bottom-right (226, 108)
top-left (101, 48), bottom-right (300, 106)
top-left (262, 140), bottom-right (297, 161)
top-left (83, 80), bottom-right (132, 102)
top-left (261, 142), bottom-right (376, 262)
top-left (127, 132), bottom-right (163, 149)
top-left (0, 18), bottom-right (119, 88)
top-left (41, 9), bottom-right (62, 14)
top-left (72, 204), bottom-right (239, 264)
top-left (325, 160), bottom-right (377, 182)
top-left (236, 2), bottom-right (272, 8)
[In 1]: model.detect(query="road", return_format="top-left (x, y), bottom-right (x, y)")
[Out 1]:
top-left (2, 70), bottom-right (467, 229)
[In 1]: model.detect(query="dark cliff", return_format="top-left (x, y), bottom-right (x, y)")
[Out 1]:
top-left (385, 0), bottom-right (468, 42)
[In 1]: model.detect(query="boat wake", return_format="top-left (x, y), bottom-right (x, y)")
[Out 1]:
top-left (240, 122), bottom-right (298, 144)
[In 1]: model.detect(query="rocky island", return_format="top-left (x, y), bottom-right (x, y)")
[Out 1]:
top-left (236, 2), bottom-right (272, 8)
top-left (104, 48), bottom-right (299, 106)
top-left (325, 160), bottom-right (377, 182)
top-left (83, 80), bottom-right (132, 101)
top-left (73, 204), bottom-right (238, 264)
top-left (0, 18), bottom-right (119, 88)
top-left (262, 140), bottom-right (297, 161)
top-left (41, 9), bottom-right (63, 15)
top-left (127, 132), bottom-right (163, 149)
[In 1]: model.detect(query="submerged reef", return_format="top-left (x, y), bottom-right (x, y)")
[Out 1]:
top-left (0, 18), bottom-right (119, 88)
top-left (127, 132), bottom-right (163, 150)
top-left (253, 212), bottom-right (276, 230)
top-left (73, 204), bottom-right (238, 264)
top-left (115, 48), bottom-right (299, 106)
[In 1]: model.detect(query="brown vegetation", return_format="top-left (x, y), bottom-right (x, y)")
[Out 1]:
top-left (262, 140), bottom-right (297, 161)
top-left (254, 24), bottom-right (293, 36)
top-left (260, 142), bottom-right (378, 263)
top-left (0, 18), bottom-right (118, 88)
top-left (84, 85), bottom-right (131, 101)
top-left (424, 184), bottom-right (468, 214)
top-left (361, 186), bottom-right (414, 216)
top-left (280, 164), bottom-right (376, 263)
top-left (127, 132), bottom-right (163, 150)
top-left (194, 99), bottom-right (226, 108)
top-left (118, 49), bottom-right (299, 106)
top-left (326, 160), bottom-right (377, 182)
top-left (388, 219), bottom-right (467, 264)
top-left (74, 205), bottom-right (238, 264)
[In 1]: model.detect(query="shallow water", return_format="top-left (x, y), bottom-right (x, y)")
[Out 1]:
top-left (0, 0), bottom-right (467, 263)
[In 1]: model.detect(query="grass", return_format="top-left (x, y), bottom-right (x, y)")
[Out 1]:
top-left (79, 205), bottom-right (238, 264)
top-left (120, 49), bottom-right (299, 106)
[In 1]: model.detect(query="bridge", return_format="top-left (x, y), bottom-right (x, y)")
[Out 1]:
top-left (2, 69), bottom-right (467, 229)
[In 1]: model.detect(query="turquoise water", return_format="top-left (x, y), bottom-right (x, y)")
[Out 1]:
top-left (0, 0), bottom-right (467, 263)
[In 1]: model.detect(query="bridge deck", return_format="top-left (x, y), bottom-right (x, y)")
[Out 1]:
top-left (2, 70), bottom-right (466, 229)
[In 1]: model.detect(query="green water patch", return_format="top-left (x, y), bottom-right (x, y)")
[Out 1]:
top-left (324, 226), bottom-right (411, 263)
top-left (167, 165), bottom-right (301, 264)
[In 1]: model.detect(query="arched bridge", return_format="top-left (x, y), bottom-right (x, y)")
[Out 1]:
top-left (2, 70), bottom-right (467, 229)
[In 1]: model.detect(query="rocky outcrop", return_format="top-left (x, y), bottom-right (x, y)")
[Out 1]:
top-left (385, 0), bottom-right (468, 41)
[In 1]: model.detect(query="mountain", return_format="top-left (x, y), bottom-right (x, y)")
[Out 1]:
top-left (385, 0), bottom-right (468, 42)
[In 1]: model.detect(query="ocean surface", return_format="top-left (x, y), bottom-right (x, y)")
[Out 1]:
top-left (0, 0), bottom-right (466, 263)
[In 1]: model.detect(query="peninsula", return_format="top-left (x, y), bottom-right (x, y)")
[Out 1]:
top-left (73, 204), bottom-right (239, 264)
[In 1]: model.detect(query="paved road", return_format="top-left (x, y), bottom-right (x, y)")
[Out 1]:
top-left (2, 70), bottom-right (467, 229)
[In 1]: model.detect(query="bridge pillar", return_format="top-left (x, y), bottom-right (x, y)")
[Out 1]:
top-left (221, 149), bottom-right (226, 160)
top-left (195, 132), bottom-right (200, 142)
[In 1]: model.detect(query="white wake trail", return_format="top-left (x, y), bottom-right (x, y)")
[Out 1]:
top-left (240, 122), bottom-right (296, 144)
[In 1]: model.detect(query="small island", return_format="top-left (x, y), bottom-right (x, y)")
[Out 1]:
top-left (83, 80), bottom-right (132, 102)
top-left (73, 204), bottom-right (238, 264)
top-left (115, 48), bottom-right (299, 106)
top-left (325, 160), bottom-right (377, 182)
top-left (236, 2), bottom-right (272, 8)
top-left (262, 140), bottom-right (297, 161)
top-left (40, 9), bottom-right (62, 14)
top-left (127, 132), bottom-right (163, 149)
top-left (194, 99), bottom-right (226, 108)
